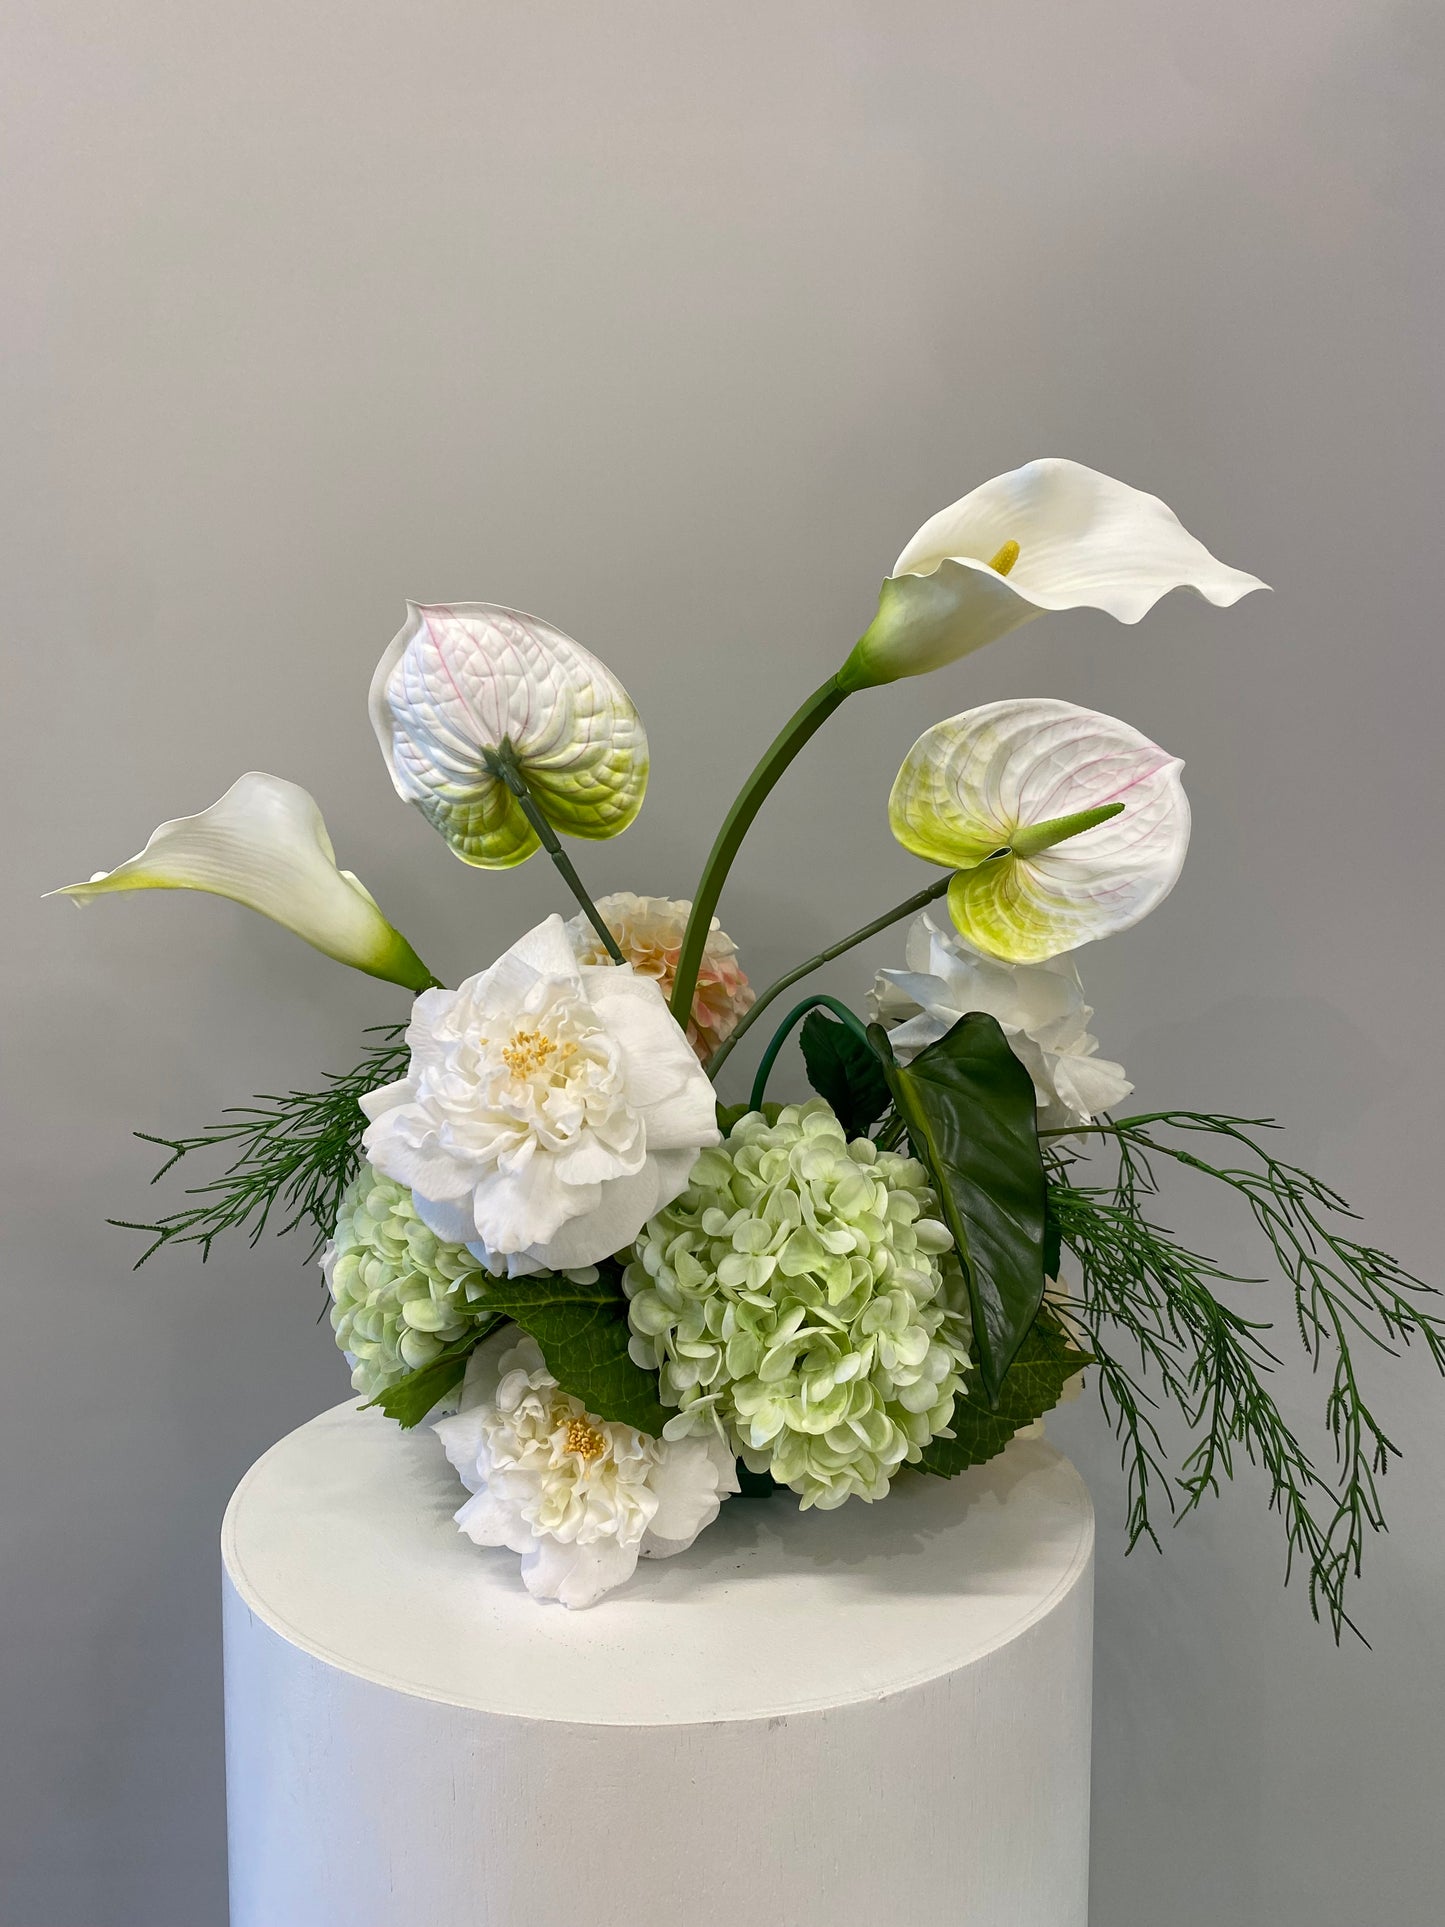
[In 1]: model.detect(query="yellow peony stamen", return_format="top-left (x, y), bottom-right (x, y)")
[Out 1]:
top-left (564, 1416), bottom-right (607, 1461)
top-left (500, 1027), bottom-right (557, 1077)
top-left (988, 539), bottom-right (1020, 576)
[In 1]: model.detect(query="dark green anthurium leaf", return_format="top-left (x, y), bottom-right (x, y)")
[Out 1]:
top-left (480, 1268), bottom-right (671, 1437)
top-left (918, 1316), bottom-right (1092, 1477)
top-left (869, 1013), bottom-right (1048, 1406)
top-left (365, 1322), bottom-right (499, 1429)
top-left (800, 1009), bottom-right (892, 1138)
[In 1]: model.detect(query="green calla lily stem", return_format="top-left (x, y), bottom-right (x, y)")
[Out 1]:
top-left (670, 676), bottom-right (851, 1031)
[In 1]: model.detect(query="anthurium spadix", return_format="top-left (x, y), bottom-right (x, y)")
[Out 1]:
top-left (49, 773), bottom-right (437, 991)
top-left (370, 602), bottom-right (649, 868)
top-left (838, 458), bottom-right (1267, 689)
top-left (890, 699), bottom-right (1190, 962)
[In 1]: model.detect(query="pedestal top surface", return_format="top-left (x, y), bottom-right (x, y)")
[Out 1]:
top-left (222, 1401), bottom-right (1093, 1726)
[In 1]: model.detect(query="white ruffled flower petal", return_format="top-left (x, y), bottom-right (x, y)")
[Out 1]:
top-left (434, 1332), bottom-right (734, 1609)
top-left (47, 773), bottom-right (435, 990)
top-left (870, 909), bottom-right (1131, 1132)
top-left (520, 1534), bottom-right (642, 1610)
top-left (362, 915), bottom-right (718, 1273)
top-left (842, 459), bottom-right (1266, 688)
top-left (643, 1434), bottom-right (741, 1553)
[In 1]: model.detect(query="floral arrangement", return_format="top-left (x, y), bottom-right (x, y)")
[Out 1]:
top-left (54, 458), bottom-right (1442, 1628)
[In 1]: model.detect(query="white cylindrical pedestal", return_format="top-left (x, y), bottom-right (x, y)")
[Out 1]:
top-left (223, 1402), bottom-right (1094, 1927)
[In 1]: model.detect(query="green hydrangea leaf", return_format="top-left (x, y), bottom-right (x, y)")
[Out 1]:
top-left (366, 1326), bottom-right (496, 1428)
top-left (918, 1317), bottom-right (1091, 1476)
top-left (869, 1011), bottom-right (1048, 1405)
top-left (800, 1010), bottom-right (892, 1138)
top-left (482, 1269), bottom-right (671, 1437)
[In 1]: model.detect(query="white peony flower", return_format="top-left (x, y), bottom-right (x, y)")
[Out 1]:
top-left (433, 1333), bottom-right (738, 1608)
top-left (870, 909), bottom-right (1132, 1132)
top-left (360, 914), bottom-right (719, 1274)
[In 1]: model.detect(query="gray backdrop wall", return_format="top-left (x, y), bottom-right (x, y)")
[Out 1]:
top-left (4, 3), bottom-right (1443, 1922)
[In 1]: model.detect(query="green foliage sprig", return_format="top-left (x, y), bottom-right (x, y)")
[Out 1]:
top-left (1048, 1112), bottom-right (1445, 1640)
top-left (114, 1024), bottom-right (409, 1265)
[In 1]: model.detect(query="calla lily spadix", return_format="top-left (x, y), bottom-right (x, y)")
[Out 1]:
top-left (839, 458), bottom-right (1267, 690)
top-left (890, 699), bottom-right (1190, 963)
top-left (371, 602), bottom-right (649, 868)
top-left (48, 773), bottom-right (437, 992)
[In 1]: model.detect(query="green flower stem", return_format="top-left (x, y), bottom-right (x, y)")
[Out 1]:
top-left (1038, 1112), bottom-right (1236, 1140)
top-left (704, 873), bottom-right (952, 1080)
top-left (748, 993), bottom-right (871, 1113)
top-left (486, 745), bottom-right (626, 965)
top-left (669, 675), bottom-right (851, 1030)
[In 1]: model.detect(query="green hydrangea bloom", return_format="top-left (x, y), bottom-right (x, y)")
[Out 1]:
top-left (324, 1164), bottom-right (492, 1397)
top-left (624, 1099), bottom-right (972, 1510)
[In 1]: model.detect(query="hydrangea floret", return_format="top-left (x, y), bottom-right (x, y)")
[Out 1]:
top-left (625, 1100), bottom-right (972, 1509)
top-left (323, 1163), bottom-right (493, 1397)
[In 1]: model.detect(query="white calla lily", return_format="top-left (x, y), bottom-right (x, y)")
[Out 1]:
top-left (371, 602), bottom-right (649, 868)
top-left (840, 458), bottom-right (1266, 688)
top-left (889, 699), bottom-right (1190, 962)
top-left (49, 773), bottom-right (436, 991)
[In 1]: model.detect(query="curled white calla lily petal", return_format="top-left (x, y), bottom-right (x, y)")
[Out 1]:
top-left (48, 773), bottom-right (436, 991)
top-left (889, 699), bottom-right (1191, 962)
top-left (370, 602), bottom-right (649, 868)
top-left (840, 458), bottom-right (1267, 688)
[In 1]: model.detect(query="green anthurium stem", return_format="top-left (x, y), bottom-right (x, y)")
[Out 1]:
top-left (669, 675), bottom-right (851, 1031)
top-left (748, 993), bottom-right (871, 1113)
top-left (1007, 800), bottom-right (1124, 860)
top-left (485, 744), bottom-right (627, 965)
top-left (705, 873), bottom-right (952, 1080)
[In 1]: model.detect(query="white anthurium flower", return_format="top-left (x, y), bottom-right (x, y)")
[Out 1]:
top-left (839, 458), bottom-right (1266, 689)
top-left (48, 773), bottom-right (436, 991)
top-left (360, 914), bottom-right (718, 1274)
top-left (433, 1332), bottom-right (739, 1609)
top-left (370, 601), bottom-right (649, 868)
top-left (890, 699), bottom-right (1191, 963)
top-left (870, 908), bottom-right (1132, 1131)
